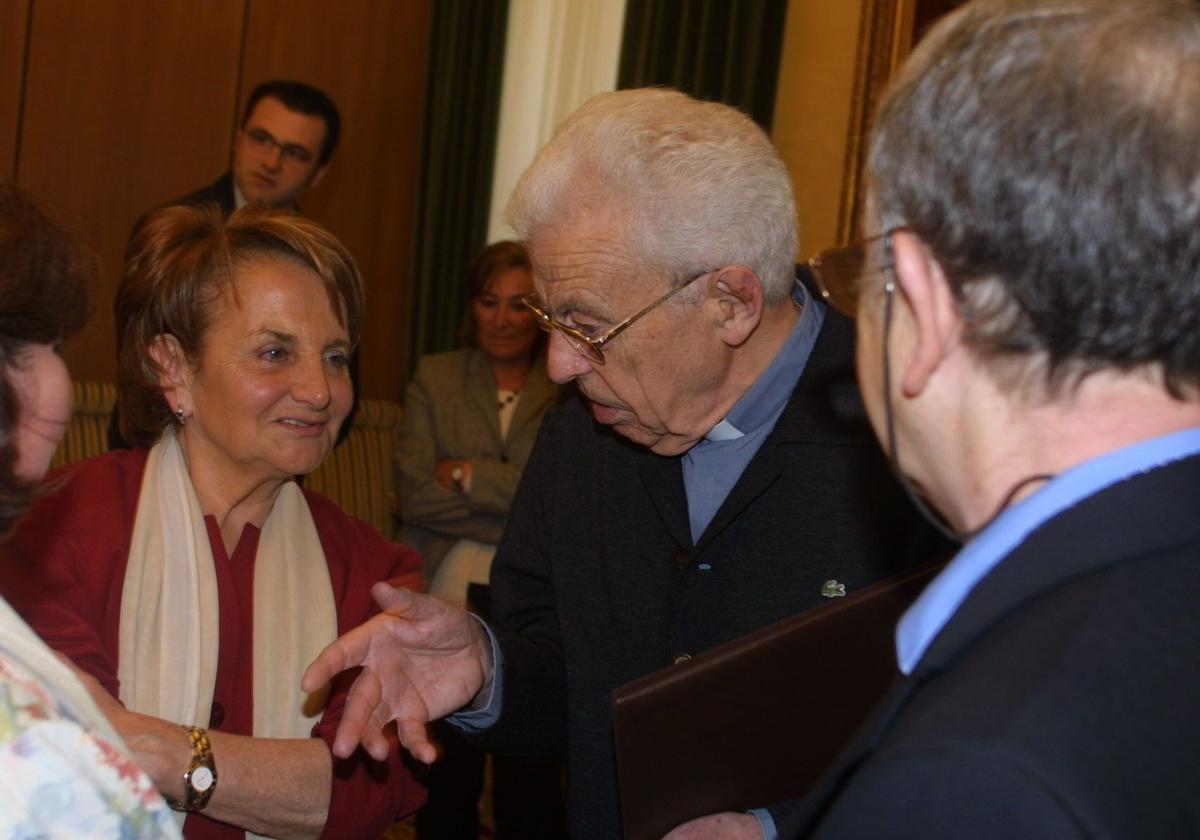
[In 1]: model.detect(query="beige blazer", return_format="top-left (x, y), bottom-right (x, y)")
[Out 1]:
top-left (396, 347), bottom-right (558, 580)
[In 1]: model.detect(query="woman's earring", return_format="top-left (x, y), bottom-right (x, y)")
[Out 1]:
top-left (174, 406), bottom-right (187, 425)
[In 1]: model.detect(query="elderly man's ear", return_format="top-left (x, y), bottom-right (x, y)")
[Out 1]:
top-left (890, 230), bottom-right (964, 399)
top-left (711, 265), bottom-right (765, 347)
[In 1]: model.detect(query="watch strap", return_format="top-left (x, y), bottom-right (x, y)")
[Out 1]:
top-left (164, 726), bottom-right (218, 812)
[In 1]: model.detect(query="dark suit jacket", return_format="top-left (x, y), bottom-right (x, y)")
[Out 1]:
top-left (481, 308), bottom-right (943, 837)
top-left (126, 172), bottom-right (237, 245)
top-left (180, 171), bottom-right (237, 215)
top-left (784, 453), bottom-right (1200, 839)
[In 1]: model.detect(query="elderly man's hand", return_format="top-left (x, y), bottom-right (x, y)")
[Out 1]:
top-left (661, 812), bottom-right (764, 840)
top-left (301, 582), bottom-right (492, 764)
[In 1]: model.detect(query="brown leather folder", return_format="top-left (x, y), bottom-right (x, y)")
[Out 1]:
top-left (612, 562), bottom-right (942, 840)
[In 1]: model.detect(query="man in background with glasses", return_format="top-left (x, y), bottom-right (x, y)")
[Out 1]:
top-left (174, 78), bottom-right (338, 215)
top-left (306, 88), bottom-right (940, 839)
top-left (114, 80), bottom-right (348, 450)
top-left (124, 80), bottom-right (339, 244)
top-left (785, 0), bottom-right (1200, 836)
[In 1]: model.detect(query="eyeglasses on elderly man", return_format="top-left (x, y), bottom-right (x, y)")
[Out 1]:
top-left (521, 267), bottom-right (713, 364)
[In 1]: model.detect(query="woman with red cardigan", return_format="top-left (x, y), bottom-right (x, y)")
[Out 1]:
top-left (0, 204), bottom-right (424, 839)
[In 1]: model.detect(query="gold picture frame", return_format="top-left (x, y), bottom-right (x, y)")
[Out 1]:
top-left (836, 0), bottom-right (917, 244)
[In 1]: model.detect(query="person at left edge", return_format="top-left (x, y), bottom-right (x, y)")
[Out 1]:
top-left (0, 179), bottom-right (181, 839)
top-left (113, 80), bottom-right (356, 450)
top-left (0, 203), bottom-right (425, 839)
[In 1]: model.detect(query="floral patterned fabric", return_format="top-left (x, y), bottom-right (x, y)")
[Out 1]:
top-left (0, 613), bottom-right (181, 839)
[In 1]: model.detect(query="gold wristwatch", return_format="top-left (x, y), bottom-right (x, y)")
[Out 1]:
top-left (165, 726), bottom-right (217, 812)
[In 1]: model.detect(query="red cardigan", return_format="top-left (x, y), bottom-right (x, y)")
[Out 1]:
top-left (0, 448), bottom-right (425, 839)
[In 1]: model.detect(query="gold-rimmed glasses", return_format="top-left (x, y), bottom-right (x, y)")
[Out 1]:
top-left (807, 229), bottom-right (902, 317)
top-left (521, 268), bottom-right (712, 365)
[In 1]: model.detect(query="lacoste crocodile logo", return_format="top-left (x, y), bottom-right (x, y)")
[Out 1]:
top-left (821, 579), bottom-right (846, 598)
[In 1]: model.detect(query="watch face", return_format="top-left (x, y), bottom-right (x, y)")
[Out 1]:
top-left (191, 765), bottom-right (215, 792)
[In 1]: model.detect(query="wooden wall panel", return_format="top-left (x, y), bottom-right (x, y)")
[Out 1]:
top-left (17, 0), bottom-right (244, 383)
top-left (242, 0), bottom-right (433, 401)
top-left (773, 0), bottom-right (864, 258)
top-left (0, 0), bottom-right (30, 177)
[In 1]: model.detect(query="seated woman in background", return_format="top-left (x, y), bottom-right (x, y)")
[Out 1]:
top-left (0, 204), bottom-right (424, 839)
top-left (397, 241), bottom-right (563, 840)
top-left (0, 181), bottom-right (180, 837)
top-left (398, 240), bottom-right (558, 601)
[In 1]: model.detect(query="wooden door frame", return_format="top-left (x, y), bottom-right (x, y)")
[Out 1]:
top-left (836, 0), bottom-right (915, 244)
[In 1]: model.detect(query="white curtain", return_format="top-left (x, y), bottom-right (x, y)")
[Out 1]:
top-left (486, 0), bottom-right (628, 243)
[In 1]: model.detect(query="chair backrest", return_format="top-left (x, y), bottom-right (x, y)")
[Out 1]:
top-left (304, 397), bottom-right (404, 538)
top-left (52, 381), bottom-right (403, 539)
top-left (52, 380), bottom-right (118, 469)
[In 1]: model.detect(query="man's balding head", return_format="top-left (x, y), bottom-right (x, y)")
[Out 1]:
top-left (867, 0), bottom-right (1200, 397)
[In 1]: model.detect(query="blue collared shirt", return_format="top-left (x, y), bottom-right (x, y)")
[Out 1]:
top-left (682, 282), bottom-right (825, 541)
top-left (896, 426), bottom-right (1200, 675)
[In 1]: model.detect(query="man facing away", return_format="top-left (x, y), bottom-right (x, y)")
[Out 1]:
top-left (304, 88), bottom-right (943, 838)
top-left (784, 0), bottom-right (1200, 836)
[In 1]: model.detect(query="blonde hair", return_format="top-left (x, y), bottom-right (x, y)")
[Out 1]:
top-left (117, 203), bottom-right (364, 446)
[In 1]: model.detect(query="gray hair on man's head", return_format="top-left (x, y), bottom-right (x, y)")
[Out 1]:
top-left (869, 0), bottom-right (1200, 397)
top-left (507, 88), bottom-right (798, 303)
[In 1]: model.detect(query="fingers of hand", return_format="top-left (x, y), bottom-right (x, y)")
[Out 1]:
top-left (362, 722), bottom-right (392, 763)
top-left (396, 717), bottom-right (437, 765)
top-left (331, 669), bottom-right (383, 759)
top-left (302, 611), bottom-right (390, 692)
top-left (662, 813), bottom-right (762, 840)
top-left (371, 580), bottom-right (414, 612)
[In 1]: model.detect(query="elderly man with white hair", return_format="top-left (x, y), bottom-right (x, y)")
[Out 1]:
top-left (306, 88), bottom-right (938, 838)
top-left (783, 0), bottom-right (1200, 837)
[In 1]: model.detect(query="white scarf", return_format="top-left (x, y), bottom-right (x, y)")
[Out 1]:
top-left (118, 428), bottom-right (336, 836)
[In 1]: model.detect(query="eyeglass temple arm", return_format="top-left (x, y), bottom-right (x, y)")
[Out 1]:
top-left (591, 272), bottom-right (706, 349)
